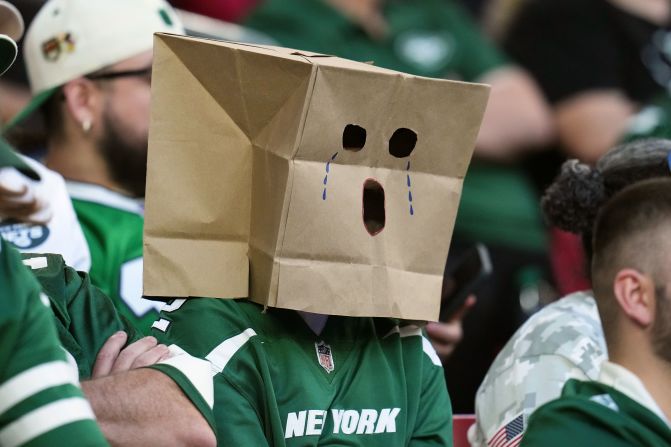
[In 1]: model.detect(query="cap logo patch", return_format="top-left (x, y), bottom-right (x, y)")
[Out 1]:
top-left (41, 32), bottom-right (75, 62)
top-left (315, 341), bottom-right (335, 374)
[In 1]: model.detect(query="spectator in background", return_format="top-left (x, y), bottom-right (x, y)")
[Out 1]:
top-left (243, 0), bottom-right (555, 411)
top-left (470, 138), bottom-right (671, 446)
top-left (522, 179), bottom-right (671, 446)
top-left (7, 0), bottom-right (184, 333)
top-left (504, 0), bottom-right (671, 164)
top-left (502, 0), bottom-right (671, 336)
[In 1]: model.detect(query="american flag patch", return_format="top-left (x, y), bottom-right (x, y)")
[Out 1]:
top-left (487, 414), bottom-right (524, 447)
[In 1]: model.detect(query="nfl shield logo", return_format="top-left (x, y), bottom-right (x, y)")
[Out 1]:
top-left (315, 341), bottom-right (335, 374)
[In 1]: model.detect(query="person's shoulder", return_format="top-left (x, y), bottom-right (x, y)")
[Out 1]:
top-left (486, 289), bottom-right (605, 380)
top-left (508, 290), bottom-right (604, 359)
top-left (521, 379), bottom-right (622, 446)
top-left (473, 291), bottom-right (607, 444)
top-left (372, 319), bottom-right (443, 368)
top-left (153, 298), bottom-right (263, 355)
top-left (524, 378), bottom-right (671, 446)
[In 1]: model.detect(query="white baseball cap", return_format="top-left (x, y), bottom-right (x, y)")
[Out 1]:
top-left (8, 0), bottom-right (184, 128)
top-left (0, 0), bottom-right (23, 76)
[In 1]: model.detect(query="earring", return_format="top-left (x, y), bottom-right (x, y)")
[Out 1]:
top-left (82, 119), bottom-right (92, 133)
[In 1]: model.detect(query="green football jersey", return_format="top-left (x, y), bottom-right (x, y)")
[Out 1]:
top-left (21, 252), bottom-right (141, 379)
top-left (67, 181), bottom-right (162, 334)
top-left (153, 298), bottom-right (453, 446)
top-left (21, 252), bottom-right (216, 433)
top-left (522, 379), bottom-right (671, 447)
top-left (0, 239), bottom-right (108, 446)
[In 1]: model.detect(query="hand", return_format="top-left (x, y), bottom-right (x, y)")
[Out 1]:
top-left (91, 332), bottom-right (171, 379)
top-left (426, 295), bottom-right (476, 362)
top-left (0, 168), bottom-right (52, 223)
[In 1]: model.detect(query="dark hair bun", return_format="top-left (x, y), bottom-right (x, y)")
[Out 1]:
top-left (541, 160), bottom-right (605, 234)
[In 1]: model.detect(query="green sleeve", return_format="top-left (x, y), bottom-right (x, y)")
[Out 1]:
top-left (23, 252), bottom-right (141, 379)
top-left (212, 374), bottom-right (270, 446)
top-left (1, 240), bottom-right (109, 446)
top-left (409, 341), bottom-right (453, 446)
top-left (521, 400), bottom-right (636, 447)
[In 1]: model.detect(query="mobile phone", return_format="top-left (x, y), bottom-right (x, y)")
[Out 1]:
top-left (439, 243), bottom-right (492, 322)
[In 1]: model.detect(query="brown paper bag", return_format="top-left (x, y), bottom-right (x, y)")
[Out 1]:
top-left (144, 33), bottom-right (490, 321)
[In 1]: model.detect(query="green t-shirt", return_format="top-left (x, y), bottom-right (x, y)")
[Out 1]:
top-left (153, 298), bottom-right (453, 446)
top-left (522, 379), bottom-right (671, 447)
top-left (245, 0), bottom-right (546, 250)
top-left (67, 181), bottom-right (162, 333)
top-left (0, 239), bottom-right (108, 446)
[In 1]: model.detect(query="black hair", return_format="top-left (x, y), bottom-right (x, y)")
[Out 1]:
top-left (541, 138), bottom-right (671, 259)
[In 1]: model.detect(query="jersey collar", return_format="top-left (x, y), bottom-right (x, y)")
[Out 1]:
top-left (599, 361), bottom-right (670, 426)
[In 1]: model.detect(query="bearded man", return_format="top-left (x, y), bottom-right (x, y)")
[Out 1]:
top-left (11, 0), bottom-right (184, 332)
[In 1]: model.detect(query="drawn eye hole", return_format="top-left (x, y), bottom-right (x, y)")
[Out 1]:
top-left (342, 124), bottom-right (366, 151)
top-left (389, 128), bottom-right (417, 158)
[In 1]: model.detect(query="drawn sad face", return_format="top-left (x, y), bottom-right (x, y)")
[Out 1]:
top-left (322, 124), bottom-right (418, 237)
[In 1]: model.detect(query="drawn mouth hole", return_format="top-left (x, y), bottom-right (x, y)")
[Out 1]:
top-left (363, 179), bottom-right (385, 236)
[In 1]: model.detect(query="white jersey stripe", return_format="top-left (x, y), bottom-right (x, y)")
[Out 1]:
top-left (0, 397), bottom-right (96, 447)
top-left (159, 344), bottom-right (215, 409)
top-left (421, 336), bottom-right (442, 367)
top-left (206, 328), bottom-right (257, 375)
top-left (0, 361), bottom-right (79, 415)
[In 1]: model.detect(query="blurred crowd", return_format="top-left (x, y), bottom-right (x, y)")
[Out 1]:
top-left (1, 0), bottom-right (671, 446)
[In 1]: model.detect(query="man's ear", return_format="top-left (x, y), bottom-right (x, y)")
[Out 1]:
top-left (613, 268), bottom-right (655, 327)
top-left (61, 78), bottom-right (101, 133)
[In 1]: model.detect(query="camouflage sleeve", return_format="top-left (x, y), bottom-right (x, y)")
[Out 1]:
top-left (472, 293), bottom-right (607, 446)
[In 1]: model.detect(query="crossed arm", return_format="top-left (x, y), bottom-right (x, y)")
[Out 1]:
top-left (81, 332), bottom-right (216, 447)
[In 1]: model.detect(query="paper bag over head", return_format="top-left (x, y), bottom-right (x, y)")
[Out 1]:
top-left (144, 33), bottom-right (490, 321)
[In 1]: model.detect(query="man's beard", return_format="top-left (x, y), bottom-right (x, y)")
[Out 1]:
top-left (651, 285), bottom-right (671, 364)
top-left (98, 111), bottom-right (148, 198)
